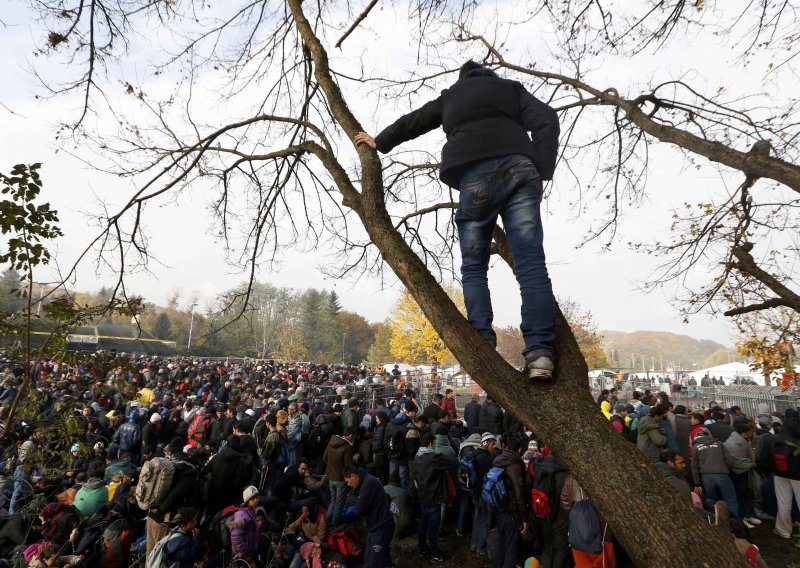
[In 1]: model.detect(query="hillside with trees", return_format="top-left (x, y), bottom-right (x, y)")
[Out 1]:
top-left (601, 330), bottom-right (734, 371)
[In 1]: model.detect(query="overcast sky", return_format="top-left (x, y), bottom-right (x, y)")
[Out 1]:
top-left (3, 0), bottom-right (787, 347)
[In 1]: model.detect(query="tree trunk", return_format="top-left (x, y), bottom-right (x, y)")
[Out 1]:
top-left (287, 1), bottom-right (748, 565)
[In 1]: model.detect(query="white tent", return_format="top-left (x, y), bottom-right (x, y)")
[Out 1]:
top-left (688, 362), bottom-right (762, 385)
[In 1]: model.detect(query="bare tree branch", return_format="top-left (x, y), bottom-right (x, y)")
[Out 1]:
top-left (335, 0), bottom-right (380, 49)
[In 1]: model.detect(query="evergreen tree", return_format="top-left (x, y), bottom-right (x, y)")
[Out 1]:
top-left (152, 312), bottom-right (173, 339)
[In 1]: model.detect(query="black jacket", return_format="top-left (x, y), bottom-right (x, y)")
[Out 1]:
top-left (375, 68), bottom-right (559, 188)
top-left (478, 402), bottom-right (504, 435)
top-left (203, 444), bottom-right (254, 514)
top-left (384, 414), bottom-right (412, 459)
top-left (493, 449), bottom-right (527, 521)
top-left (464, 401), bottom-right (481, 432)
top-left (412, 448), bottom-right (456, 505)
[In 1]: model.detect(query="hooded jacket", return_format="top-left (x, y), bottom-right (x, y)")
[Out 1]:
top-left (637, 415), bottom-right (666, 462)
top-left (690, 434), bottom-right (733, 486)
top-left (374, 67), bottom-right (559, 189)
top-left (113, 414), bottom-right (142, 453)
top-left (230, 506), bottom-right (259, 559)
top-left (413, 447), bottom-right (456, 505)
top-left (323, 435), bottom-right (354, 481)
top-left (463, 400), bottom-right (481, 432)
top-left (384, 414), bottom-right (412, 459)
top-left (493, 449), bottom-right (528, 521)
top-left (723, 431), bottom-right (753, 474)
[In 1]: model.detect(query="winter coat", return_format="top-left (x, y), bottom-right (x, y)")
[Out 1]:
top-left (441, 397), bottom-right (457, 419)
top-left (229, 507), bottom-right (259, 559)
top-left (374, 67), bottom-right (559, 188)
top-left (114, 415), bottom-right (142, 454)
top-left (413, 447), bottom-right (456, 505)
top-left (287, 411), bottom-right (310, 448)
top-left (323, 435), bottom-right (353, 481)
top-left (152, 461), bottom-right (199, 520)
top-left (423, 402), bottom-right (443, 422)
top-left (493, 449), bottom-right (528, 521)
top-left (204, 444), bottom-right (254, 514)
top-left (708, 420), bottom-right (735, 443)
top-left (384, 414), bottom-right (412, 459)
top-left (73, 478), bottom-right (108, 518)
top-left (463, 401), bottom-right (481, 432)
top-left (372, 421), bottom-right (387, 454)
top-left (478, 402), bottom-right (503, 435)
top-left (354, 468), bottom-right (394, 531)
top-left (674, 414), bottom-right (692, 459)
top-left (141, 422), bottom-right (160, 449)
top-left (287, 509), bottom-right (327, 544)
top-left (723, 431), bottom-right (754, 474)
top-left (637, 415), bottom-right (666, 462)
top-left (690, 434), bottom-right (733, 486)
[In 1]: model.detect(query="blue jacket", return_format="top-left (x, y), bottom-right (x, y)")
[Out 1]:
top-left (354, 468), bottom-right (393, 531)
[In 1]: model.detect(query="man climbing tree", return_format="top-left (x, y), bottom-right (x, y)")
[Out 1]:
top-left (355, 61), bottom-right (560, 379)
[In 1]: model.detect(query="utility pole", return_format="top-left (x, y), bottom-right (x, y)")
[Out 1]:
top-left (187, 301), bottom-right (198, 352)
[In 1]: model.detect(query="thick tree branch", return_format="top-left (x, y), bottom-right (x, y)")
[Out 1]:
top-left (468, 33), bottom-right (800, 195)
top-left (730, 244), bottom-right (800, 313)
top-left (724, 298), bottom-right (791, 316)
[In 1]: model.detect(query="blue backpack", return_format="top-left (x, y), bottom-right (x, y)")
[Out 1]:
top-left (568, 498), bottom-right (604, 554)
top-left (458, 446), bottom-right (479, 489)
top-left (481, 467), bottom-right (508, 512)
top-left (273, 437), bottom-right (291, 468)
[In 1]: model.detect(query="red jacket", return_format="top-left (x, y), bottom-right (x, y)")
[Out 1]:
top-left (441, 397), bottom-right (457, 419)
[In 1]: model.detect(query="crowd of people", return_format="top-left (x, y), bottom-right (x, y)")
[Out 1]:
top-left (0, 353), bottom-right (796, 568)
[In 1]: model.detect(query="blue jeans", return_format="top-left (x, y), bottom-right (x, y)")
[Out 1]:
top-left (702, 472), bottom-right (739, 518)
top-left (456, 155), bottom-right (555, 361)
top-left (327, 480), bottom-right (347, 527)
top-left (471, 499), bottom-right (491, 553)
top-left (8, 466), bottom-right (31, 515)
top-left (418, 503), bottom-right (442, 555)
top-left (389, 458), bottom-right (411, 495)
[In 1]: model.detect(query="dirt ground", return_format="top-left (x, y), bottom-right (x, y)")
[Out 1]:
top-left (388, 521), bottom-right (800, 568)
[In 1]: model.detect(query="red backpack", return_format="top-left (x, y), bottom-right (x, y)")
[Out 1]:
top-left (327, 527), bottom-right (363, 559)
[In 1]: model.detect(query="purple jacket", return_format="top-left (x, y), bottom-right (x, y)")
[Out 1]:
top-left (229, 507), bottom-right (259, 558)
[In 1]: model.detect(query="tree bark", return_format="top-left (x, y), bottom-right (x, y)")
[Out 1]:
top-left (288, 1), bottom-right (748, 565)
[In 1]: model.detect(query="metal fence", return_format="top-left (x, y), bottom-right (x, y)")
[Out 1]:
top-left (670, 384), bottom-right (799, 416)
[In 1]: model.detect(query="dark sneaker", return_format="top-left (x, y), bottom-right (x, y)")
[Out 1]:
top-left (526, 356), bottom-right (554, 379)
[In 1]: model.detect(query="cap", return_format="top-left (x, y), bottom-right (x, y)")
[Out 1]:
top-left (70, 443), bottom-right (80, 452)
top-left (150, 413), bottom-right (162, 423)
top-left (243, 485), bottom-right (259, 503)
top-left (481, 432), bottom-right (497, 445)
top-left (245, 409), bottom-right (255, 417)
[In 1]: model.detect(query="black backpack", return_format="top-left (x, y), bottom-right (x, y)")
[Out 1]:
top-left (531, 459), bottom-right (564, 521)
top-left (385, 421), bottom-right (407, 458)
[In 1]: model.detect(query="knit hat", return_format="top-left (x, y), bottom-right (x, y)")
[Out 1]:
top-left (243, 485), bottom-right (259, 503)
top-left (481, 432), bottom-right (497, 446)
top-left (70, 443), bottom-right (80, 452)
top-left (757, 414), bottom-right (772, 426)
top-left (150, 413), bottom-right (161, 423)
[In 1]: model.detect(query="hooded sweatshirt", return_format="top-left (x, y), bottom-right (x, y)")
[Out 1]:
top-left (323, 435), bottom-right (353, 481)
top-left (637, 415), bottom-right (666, 462)
top-left (690, 434), bottom-right (733, 486)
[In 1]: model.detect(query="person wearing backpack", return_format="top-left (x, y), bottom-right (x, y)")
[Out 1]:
top-left (147, 506), bottom-right (202, 568)
top-left (413, 432), bottom-right (458, 562)
top-left (260, 414), bottom-right (290, 495)
top-left (491, 434), bottom-right (529, 568)
top-left (384, 401), bottom-right (416, 494)
top-left (229, 486), bottom-right (262, 563)
top-left (769, 409), bottom-right (800, 539)
top-left (532, 455), bottom-right (570, 568)
top-left (145, 452), bottom-right (201, 558)
top-left (471, 432), bottom-right (498, 555)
